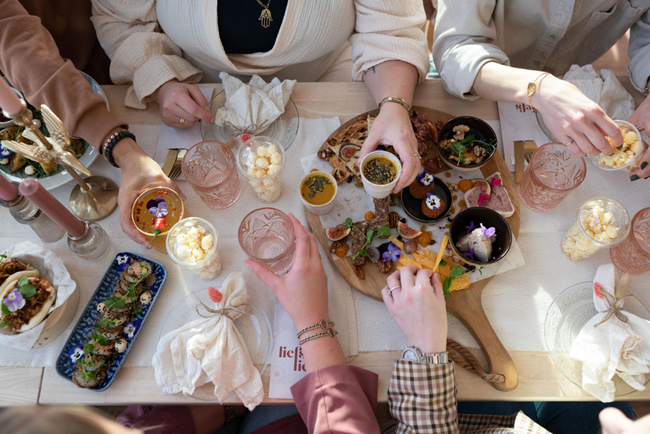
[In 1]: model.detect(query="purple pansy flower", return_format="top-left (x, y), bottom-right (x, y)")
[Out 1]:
top-left (382, 243), bottom-right (401, 262)
top-left (416, 170), bottom-right (435, 187)
top-left (3, 289), bottom-right (25, 312)
top-left (480, 223), bottom-right (496, 239)
top-left (425, 193), bottom-right (441, 210)
top-left (0, 144), bottom-right (11, 159)
top-left (147, 197), bottom-right (168, 218)
top-left (465, 221), bottom-right (475, 234)
top-left (68, 345), bottom-right (85, 364)
top-left (115, 254), bottom-right (131, 271)
top-left (123, 321), bottom-right (139, 339)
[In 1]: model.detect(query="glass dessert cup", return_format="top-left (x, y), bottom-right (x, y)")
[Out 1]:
top-left (167, 217), bottom-right (222, 280)
top-left (131, 187), bottom-right (186, 254)
top-left (588, 120), bottom-right (647, 172)
top-left (236, 136), bottom-right (285, 204)
top-left (610, 207), bottom-right (650, 275)
top-left (561, 197), bottom-right (630, 261)
top-left (238, 208), bottom-right (295, 276)
top-left (182, 140), bottom-right (242, 210)
top-left (518, 143), bottom-right (586, 212)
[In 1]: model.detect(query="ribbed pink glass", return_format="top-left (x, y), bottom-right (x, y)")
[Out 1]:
top-left (518, 143), bottom-right (586, 212)
top-left (182, 141), bottom-right (241, 210)
top-left (238, 208), bottom-right (295, 275)
top-left (610, 207), bottom-right (650, 275)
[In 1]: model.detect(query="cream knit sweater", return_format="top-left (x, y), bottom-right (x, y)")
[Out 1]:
top-left (91, 0), bottom-right (430, 109)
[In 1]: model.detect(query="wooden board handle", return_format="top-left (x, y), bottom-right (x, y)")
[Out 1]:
top-left (446, 287), bottom-right (518, 391)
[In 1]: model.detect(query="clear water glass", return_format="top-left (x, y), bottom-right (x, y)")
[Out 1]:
top-left (610, 207), bottom-right (650, 275)
top-left (238, 208), bottom-right (295, 275)
top-left (182, 141), bottom-right (241, 210)
top-left (518, 143), bottom-right (586, 212)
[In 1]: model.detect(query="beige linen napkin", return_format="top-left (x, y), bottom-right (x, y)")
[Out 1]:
top-left (152, 272), bottom-right (264, 409)
top-left (214, 72), bottom-right (296, 135)
top-left (564, 65), bottom-right (635, 120)
top-left (569, 264), bottom-right (650, 402)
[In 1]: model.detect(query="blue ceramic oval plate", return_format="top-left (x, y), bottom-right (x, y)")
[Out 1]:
top-left (55, 252), bottom-right (166, 391)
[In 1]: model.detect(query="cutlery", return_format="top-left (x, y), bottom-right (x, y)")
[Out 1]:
top-left (523, 141), bottom-right (538, 165)
top-left (168, 149), bottom-right (187, 180)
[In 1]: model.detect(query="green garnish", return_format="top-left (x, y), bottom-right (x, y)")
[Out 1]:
top-left (442, 266), bottom-right (465, 297)
top-left (305, 176), bottom-right (331, 199)
top-left (346, 219), bottom-right (392, 263)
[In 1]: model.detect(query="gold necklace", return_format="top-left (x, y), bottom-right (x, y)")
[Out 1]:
top-left (256, 0), bottom-right (273, 28)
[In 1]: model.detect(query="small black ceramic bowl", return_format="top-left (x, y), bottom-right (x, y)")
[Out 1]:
top-left (400, 177), bottom-right (452, 224)
top-left (449, 207), bottom-right (512, 266)
top-left (437, 116), bottom-right (497, 172)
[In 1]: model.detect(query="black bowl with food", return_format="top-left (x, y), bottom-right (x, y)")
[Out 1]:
top-left (437, 116), bottom-right (497, 172)
top-left (449, 207), bottom-right (511, 266)
top-left (400, 176), bottom-right (452, 224)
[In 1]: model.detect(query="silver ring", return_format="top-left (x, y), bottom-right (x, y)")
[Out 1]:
top-left (387, 285), bottom-right (401, 294)
top-left (566, 139), bottom-right (574, 147)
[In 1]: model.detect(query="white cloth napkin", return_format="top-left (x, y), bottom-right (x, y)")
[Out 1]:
top-left (564, 65), bottom-right (635, 120)
top-left (569, 264), bottom-right (650, 402)
top-left (214, 72), bottom-right (296, 135)
top-left (152, 272), bottom-right (264, 409)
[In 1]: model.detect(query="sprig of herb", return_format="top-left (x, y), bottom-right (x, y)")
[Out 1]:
top-left (448, 134), bottom-right (497, 165)
top-left (0, 303), bottom-right (9, 327)
top-left (442, 266), bottom-right (464, 297)
top-left (345, 218), bottom-right (391, 262)
top-left (104, 274), bottom-right (146, 310)
top-left (16, 277), bottom-right (36, 298)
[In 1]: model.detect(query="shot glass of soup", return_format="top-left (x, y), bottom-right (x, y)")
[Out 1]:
top-left (360, 151), bottom-right (401, 198)
top-left (299, 171), bottom-right (338, 215)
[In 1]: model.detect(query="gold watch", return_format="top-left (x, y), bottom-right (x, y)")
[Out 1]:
top-left (527, 72), bottom-right (550, 109)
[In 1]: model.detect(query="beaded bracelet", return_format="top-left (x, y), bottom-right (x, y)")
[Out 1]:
top-left (102, 129), bottom-right (136, 168)
top-left (299, 328), bottom-right (338, 346)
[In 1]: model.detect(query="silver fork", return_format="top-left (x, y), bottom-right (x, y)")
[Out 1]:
top-left (168, 149), bottom-right (187, 180)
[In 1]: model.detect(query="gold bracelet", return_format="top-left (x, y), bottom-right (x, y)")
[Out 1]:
top-left (378, 96), bottom-right (413, 117)
top-left (299, 328), bottom-right (338, 345)
top-left (527, 73), bottom-right (550, 109)
top-left (296, 319), bottom-right (334, 339)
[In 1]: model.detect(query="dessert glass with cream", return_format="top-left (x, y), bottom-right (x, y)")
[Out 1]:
top-left (166, 217), bottom-right (222, 280)
top-left (561, 198), bottom-right (630, 261)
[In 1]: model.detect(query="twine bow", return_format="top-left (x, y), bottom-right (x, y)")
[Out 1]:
top-left (593, 291), bottom-right (630, 328)
top-left (193, 293), bottom-right (252, 320)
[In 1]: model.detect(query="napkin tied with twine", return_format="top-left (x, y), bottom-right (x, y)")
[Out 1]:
top-left (152, 272), bottom-right (264, 409)
top-left (569, 264), bottom-right (650, 402)
top-left (214, 72), bottom-right (296, 135)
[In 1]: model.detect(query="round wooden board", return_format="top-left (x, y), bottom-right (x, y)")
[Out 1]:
top-left (305, 106), bottom-right (521, 391)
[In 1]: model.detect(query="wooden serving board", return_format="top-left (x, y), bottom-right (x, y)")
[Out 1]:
top-left (306, 106), bottom-right (520, 391)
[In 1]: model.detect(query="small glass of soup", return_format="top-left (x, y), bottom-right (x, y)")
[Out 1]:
top-left (359, 151), bottom-right (401, 198)
top-left (299, 171), bottom-right (338, 215)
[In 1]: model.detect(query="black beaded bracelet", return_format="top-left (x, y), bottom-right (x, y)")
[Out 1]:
top-left (104, 130), bottom-right (136, 168)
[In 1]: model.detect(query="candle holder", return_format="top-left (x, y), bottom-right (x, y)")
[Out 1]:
top-left (67, 221), bottom-right (110, 260)
top-left (1, 100), bottom-right (118, 221)
top-left (0, 194), bottom-right (66, 243)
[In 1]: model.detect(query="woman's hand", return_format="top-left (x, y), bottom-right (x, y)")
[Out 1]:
top-left (600, 407), bottom-right (650, 434)
top-left (535, 76), bottom-right (623, 157)
top-left (382, 266), bottom-right (447, 353)
top-left (360, 103), bottom-right (421, 193)
top-left (244, 213), bottom-right (329, 331)
top-left (627, 94), bottom-right (650, 181)
top-left (115, 142), bottom-right (186, 246)
top-left (151, 79), bottom-right (215, 128)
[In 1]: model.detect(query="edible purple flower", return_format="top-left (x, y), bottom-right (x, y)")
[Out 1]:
top-left (465, 221), bottom-right (475, 234)
top-left (115, 254), bottom-right (131, 271)
top-left (123, 321), bottom-right (139, 339)
top-left (3, 289), bottom-right (25, 312)
top-left (425, 193), bottom-right (441, 210)
top-left (0, 144), bottom-right (11, 159)
top-left (462, 246), bottom-right (475, 260)
top-left (480, 223), bottom-right (495, 239)
top-left (147, 197), bottom-right (168, 218)
top-left (68, 345), bottom-right (85, 364)
top-left (416, 170), bottom-right (435, 187)
top-left (382, 243), bottom-right (401, 262)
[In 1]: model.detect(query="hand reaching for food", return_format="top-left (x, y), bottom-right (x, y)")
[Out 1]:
top-left (627, 94), bottom-right (650, 181)
top-left (151, 79), bottom-right (215, 129)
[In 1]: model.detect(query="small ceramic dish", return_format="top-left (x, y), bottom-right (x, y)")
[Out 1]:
top-left (299, 171), bottom-right (338, 215)
top-left (55, 252), bottom-right (166, 391)
top-left (400, 177), bottom-right (452, 224)
top-left (588, 120), bottom-right (646, 172)
top-left (360, 151), bottom-right (401, 198)
top-left (449, 207), bottom-right (512, 266)
top-left (437, 116), bottom-right (497, 172)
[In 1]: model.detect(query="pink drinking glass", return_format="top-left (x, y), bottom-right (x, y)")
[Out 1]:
top-left (238, 208), bottom-right (295, 275)
top-left (518, 143), bottom-right (587, 212)
top-left (182, 141), bottom-right (241, 210)
top-left (610, 207), bottom-right (650, 275)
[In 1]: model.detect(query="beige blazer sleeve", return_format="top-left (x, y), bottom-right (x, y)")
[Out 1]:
top-left (90, 0), bottom-right (202, 109)
top-left (350, 0), bottom-right (430, 83)
top-left (628, 8), bottom-right (650, 94)
top-left (432, 0), bottom-right (510, 100)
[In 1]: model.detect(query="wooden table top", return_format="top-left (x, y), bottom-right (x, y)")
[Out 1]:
top-left (21, 78), bottom-right (650, 405)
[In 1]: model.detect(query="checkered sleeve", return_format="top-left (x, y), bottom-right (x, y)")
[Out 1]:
top-left (388, 360), bottom-right (459, 434)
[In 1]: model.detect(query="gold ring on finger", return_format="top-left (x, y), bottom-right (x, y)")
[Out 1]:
top-left (179, 117), bottom-right (186, 125)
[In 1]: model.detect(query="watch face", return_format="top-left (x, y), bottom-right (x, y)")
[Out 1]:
top-left (402, 348), bottom-right (419, 361)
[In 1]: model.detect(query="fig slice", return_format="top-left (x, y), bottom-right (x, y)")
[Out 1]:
top-left (339, 143), bottom-right (361, 162)
top-left (325, 226), bottom-right (351, 241)
top-left (398, 222), bottom-right (422, 239)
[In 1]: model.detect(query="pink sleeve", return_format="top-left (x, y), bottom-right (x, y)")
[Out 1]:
top-left (290, 365), bottom-right (381, 434)
top-left (116, 405), bottom-right (195, 434)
